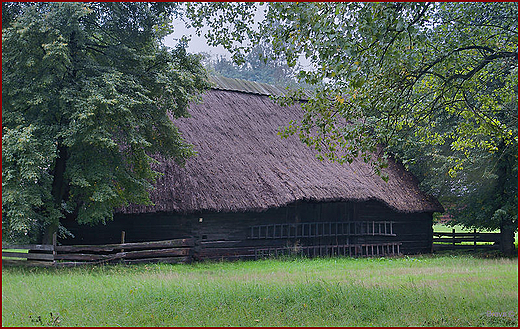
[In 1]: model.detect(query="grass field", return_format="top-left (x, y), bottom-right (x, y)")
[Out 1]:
top-left (2, 255), bottom-right (518, 327)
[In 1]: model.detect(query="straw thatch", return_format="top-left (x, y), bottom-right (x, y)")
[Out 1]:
top-left (121, 77), bottom-right (443, 215)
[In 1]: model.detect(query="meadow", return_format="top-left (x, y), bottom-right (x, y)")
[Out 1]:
top-left (2, 254), bottom-right (518, 327)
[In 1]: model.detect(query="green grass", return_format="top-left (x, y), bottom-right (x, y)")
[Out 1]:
top-left (2, 255), bottom-right (518, 327)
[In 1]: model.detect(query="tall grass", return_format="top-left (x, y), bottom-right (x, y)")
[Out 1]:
top-left (2, 255), bottom-right (518, 326)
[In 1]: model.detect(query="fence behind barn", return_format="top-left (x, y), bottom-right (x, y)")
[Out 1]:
top-left (432, 229), bottom-right (501, 251)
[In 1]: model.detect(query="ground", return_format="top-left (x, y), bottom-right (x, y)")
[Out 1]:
top-left (2, 254), bottom-right (518, 326)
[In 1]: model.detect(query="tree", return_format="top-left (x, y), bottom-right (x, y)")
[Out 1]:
top-left (186, 2), bottom-right (518, 230)
top-left (201, 44), bottom-right (298, 87)
top-left (2, 3), bottom-right (210, 243)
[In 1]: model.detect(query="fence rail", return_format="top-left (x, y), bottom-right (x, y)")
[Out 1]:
top-left (254, 242), bottom-right (402, 259)
top-left (2, 233), bottom-right (195, 267)
top-left (432, 229), bottom-right (500, 251)
top-left (248, 221), bottom-right (396, 240)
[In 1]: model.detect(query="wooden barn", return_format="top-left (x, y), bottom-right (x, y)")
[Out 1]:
top-left (62, 76), bottom-right (444, 260)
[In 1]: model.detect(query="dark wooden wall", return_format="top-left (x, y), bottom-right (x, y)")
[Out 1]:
top-left (61, 200), bottom-right (433, 258)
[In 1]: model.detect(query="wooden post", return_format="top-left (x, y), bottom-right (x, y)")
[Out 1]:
top-left (121, 231), bottom-right (125, 253)
top-left (52, 232), bottom-right (57, 262)
top-left (452, 229), bottom-right (456, 247)
top-left (473, 229), bottom-right (477, 250)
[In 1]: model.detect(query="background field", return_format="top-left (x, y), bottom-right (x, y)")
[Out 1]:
top-left (2, 254), bottom-right (518, 327)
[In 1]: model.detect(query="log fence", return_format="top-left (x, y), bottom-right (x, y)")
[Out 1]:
top-left (5, 228), bottom-right (503, 267)
top-left (432, 229), bottom-right (501, 251)
top-left (2, 232), bottom-right (195, 267)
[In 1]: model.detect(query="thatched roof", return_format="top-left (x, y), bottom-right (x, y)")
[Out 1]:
top-left (122, 77), bottom-right (443, 215)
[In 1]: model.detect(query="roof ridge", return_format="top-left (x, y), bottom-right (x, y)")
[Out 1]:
top-left (208, 75), bottom-right (310, 99)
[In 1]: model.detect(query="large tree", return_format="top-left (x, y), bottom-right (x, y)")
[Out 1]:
top-left (2, 2), bottom-right (209, 243)
top-left (202, 44), bottom-right (299, 87)
top-left (186, 2), bottom-right (518, 230)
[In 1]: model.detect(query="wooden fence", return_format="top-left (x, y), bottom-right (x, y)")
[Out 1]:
top-left (432, 229), bottom-right (501, 251)
top-left (254, 242), bottom-right (402, 259)
top-left (3, 229), bottom-right (506, 267)
top-left (2, 232), bottom-right (195, 267)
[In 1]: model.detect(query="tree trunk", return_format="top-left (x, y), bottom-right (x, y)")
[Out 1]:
top-left (496, 143), bottom-right (515, 256)
top-left (500, 221), bottom-right (514, 255)
top-left (42, 143), bottom-right (68, 244)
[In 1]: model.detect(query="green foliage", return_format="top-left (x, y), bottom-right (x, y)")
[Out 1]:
top-left (200, 44), bottom-right (299, 88)
top-left (2, 3), bottom-right (210, 243)
top-left (186, 2), bottom-right (518, 230)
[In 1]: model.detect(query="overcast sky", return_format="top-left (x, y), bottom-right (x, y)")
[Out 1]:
top-left (164, 18), bottom-right (233, 59)
top-left (163, 6), bottom-right (312, 69)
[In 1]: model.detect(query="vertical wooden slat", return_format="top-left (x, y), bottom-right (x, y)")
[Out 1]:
top-left (52, 232), bottom-right (57, 260)
top-left (452, 228), bottom-right (456, 247)
top-left (120, 231), bottom-right (126, 253)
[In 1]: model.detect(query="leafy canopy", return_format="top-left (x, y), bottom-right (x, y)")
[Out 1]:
top-left (200, 44), bottom-right (298, 88)
top-left (2, 2), bottom-right (209, 243)
top-left (186, 2), bottom-right (518, 229)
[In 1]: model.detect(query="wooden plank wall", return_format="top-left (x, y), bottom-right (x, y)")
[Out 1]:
top-left (356, 200), bottom-right (433, 254)
top-left (62, 212), bottom-right (194, 244)
top-left (61, 200), bottom-right (434, 260)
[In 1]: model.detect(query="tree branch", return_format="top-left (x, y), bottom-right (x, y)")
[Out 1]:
top-left (378, 3), bottom-right (430, 67)
top-left (444, 51), bottom-right (518, 85)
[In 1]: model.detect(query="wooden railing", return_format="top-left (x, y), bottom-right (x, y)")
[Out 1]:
top-left (248, 221), bottom-right (396, 240)
top-left (2, 233), bottom-right (195, 267)
top-left (432, 229), bottom-right (500, 251)
top-left (254, 242), bottom-right (402, 259)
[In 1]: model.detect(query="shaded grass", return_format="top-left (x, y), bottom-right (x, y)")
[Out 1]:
top-left (2, 255), bottom-right (518, 326)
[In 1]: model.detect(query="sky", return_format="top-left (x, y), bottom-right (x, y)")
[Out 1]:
top-left (162, 5), bottom-right (312, 70)
top-left (164, 18), bottom-right (232, 59)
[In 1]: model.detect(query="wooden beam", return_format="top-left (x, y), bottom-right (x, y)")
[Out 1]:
top-left (2, 244), bottom-right (54, 251)
top-left (2, 252), bottom-right (54, 261)
top-left (55, 238), bottom-right (195, 253)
